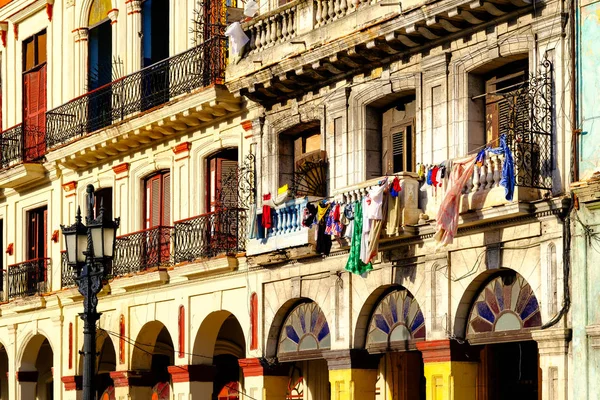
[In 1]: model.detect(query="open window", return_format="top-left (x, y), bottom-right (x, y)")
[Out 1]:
top-left (468, 57), bottom-right (529, 151)
top-left (365, 92), bottom-right (416, 178)
top-left (94, 187), bottom-right (113, 220)
top-left (206, 149), bottom-right (238, 212)
top-left (141, 0), bottom-right (170, 110)
top-left (88, 0), bottom-right (113, 132)
top-left (27, 206), bottom-right (47, 261)
top-left (279, 122), bottom-right (327, 197)
top-left (22, 30), bottom-right (47, 162)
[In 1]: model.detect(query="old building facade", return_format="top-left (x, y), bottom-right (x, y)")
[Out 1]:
top-left (0, 0), bottom-right (576, 399)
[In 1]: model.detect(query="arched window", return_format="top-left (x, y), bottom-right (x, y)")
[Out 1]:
top-left (250, 293), bottom-right (258, 350)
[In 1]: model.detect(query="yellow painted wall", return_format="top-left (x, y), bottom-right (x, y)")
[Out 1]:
top-left (423, 361), bottom-right (478, 400)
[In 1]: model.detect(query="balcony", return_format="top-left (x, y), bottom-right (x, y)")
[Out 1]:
top-left (247, 197), bottom-right (317, 258)
top-left (7, 258), bottom-right (49, 300)
top-left (226, 0), bottom-right (536, 104)
top-left (45, 37), bottom-right (242, 169)
top-left (113, 226), bottom-right (174, 277)
top-left (0, 124), bottom-right (47, 188)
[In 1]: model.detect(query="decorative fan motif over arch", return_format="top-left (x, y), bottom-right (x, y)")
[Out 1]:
top-left (278, 302), bottom-right (330, 355)
top-left (467, 273), bottom-right (541, 336)
top-left (366, 288), bottom-right (425, 348)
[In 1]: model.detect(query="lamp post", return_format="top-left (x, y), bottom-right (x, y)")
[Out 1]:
top-left (61, 184), bottom-right (120, 400)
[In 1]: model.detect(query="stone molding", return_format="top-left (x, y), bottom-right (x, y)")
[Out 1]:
top-left (416, 339), bottom-right (479, 363)
top-left (238, 358), bottom-right (288, 377)
top-left (585, 325), bottom-right (600, 349)
top-left (323, 349), bottom-right (381, 371)
top-left (61, 375), bottom-right (82, 391)
top-left (531, 327), bottom-right (572, 355)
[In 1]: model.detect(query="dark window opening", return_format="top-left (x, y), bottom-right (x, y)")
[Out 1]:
top-left (94, 187), bottom-right (113, 220)
top-left (22, 30), bottom-right (47, 162)
top-left (206, 148), bottom-right (238, 212)
top-left (27, 206), bottom-right (47, 261)
top-left (88, 20), bottom-right (112, 132)
top-left (141, 0), bottom-right (170, 111)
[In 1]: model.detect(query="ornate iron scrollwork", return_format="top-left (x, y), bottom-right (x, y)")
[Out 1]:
top-left (501, 59), bottom-right (554, 190)
top-left (290, 158), bottom-right (328, 198)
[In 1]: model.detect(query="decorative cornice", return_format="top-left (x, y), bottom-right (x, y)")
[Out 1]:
top-left (241, 120), bottom-right (253, 131)
top-left (125, 0), bottom-right (141, 14)
top-left (167, 364), bottom-right (216, 383)
top-left (62, 180), bottom-right (77, 192)
top-left (531, 328), bottom-right (571, 355)
top-left (112, 162), bottom-right (130, 180)
top-left (173, 142), bottom-right (191, 161)
top-left (61, 375), bottom-right (82, 391)
top-left (585, 325), bottom-right (600, 349)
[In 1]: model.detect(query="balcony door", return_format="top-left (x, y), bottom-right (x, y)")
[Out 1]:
top-left (88, 19), bottom-right (112, 133)
top-left (26, 206), bottom-right (47, 293)
top-left (206, 149), bottom-right (238, 212)
top-left (22, 30), bottom-right (47, 162)
top-left (141, 0), bottom-right (170, 110)
top-left (145, 171), bottom-right (171, 264)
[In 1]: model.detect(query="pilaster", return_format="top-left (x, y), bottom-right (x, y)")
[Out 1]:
top-left (416, 339), bottom-right (478, 400)
top-left (325, 350), bottom-right (381, 400)
top-left (239, 358), bottom-right (288, 400)
top-left (532, 328), bottom-right (571, 400)
top-left (168, 364), bottom-right (216, 400)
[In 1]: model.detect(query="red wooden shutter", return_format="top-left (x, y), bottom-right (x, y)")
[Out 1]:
top-left (250, 293), bottom-right (258, 350)
top-left (163, 172), bottom-right (170, 225)
top-left (178, 305), bottom-right (185, 358)
top-left (43, 209), bottom-right (47, 259)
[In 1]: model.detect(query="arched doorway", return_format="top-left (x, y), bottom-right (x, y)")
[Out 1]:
top-left (0, 343), bottom-right (8, 399)
top-left (365, 287), bottom-right (425, 400)
top-left (192, 311), bottom-right (246, 400)
top-left (18, 334), bottom-right (53, 399)
top-left (465, 271), bottom-right (542, 399)
top-left (276, 301), bottom-right (331, 400)
top-left (131, 321), bottom-right (174, 399)
top-left (78, 330), bottom-right (116, 399)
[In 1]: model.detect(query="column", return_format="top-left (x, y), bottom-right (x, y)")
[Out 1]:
top-left (416, 339), bottom-right (478, 400)
top-left (61, 375), bottom-right (82, 400)
top-left (532, 328), bottom-right (571, 400)
top-left (110, 370), bottom-right (152, 399)
top-left (108, 9), bottom-right (120, 66)
top-left (239, 358), bottom-right (288, 399)
top-left (126, 0), bottom-right (142, 74)
top-left (15, 371), bottom-right (38, 400)
top-left (324, 350), bottom-right (380, 400)
top-left (73, 28), bottom-right (89, 96)
top-left (168, 364), bottom-right (215, 400)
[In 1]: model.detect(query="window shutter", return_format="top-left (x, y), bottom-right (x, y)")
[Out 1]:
top-left (392, 130), bottom-right (404, 173)
top-left (163, 172), bottom-right (171, 225)
top-left (38, 65), bottom-right (47, 131)
top-left (151, 176), bottom-right (161, 227)
top-left (220, 160), bottom-right (238, 208)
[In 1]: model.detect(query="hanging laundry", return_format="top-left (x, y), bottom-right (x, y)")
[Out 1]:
top-left (262, 193), bottom-right (272, 229)
top-left (426, 167), bottom-right (433, 186)
top-left (435, 167), bottom-right (443, 187)
top-left (244, 0), bottom-right (259, 17)
top-left (488, 134), bottom-right (515, 201)
top-left (342, 203), bottom-right (355, 239)
top-left (317, 202), bottom-right (330, 223)
top-left (315, 221), bottom-right (332, 255)
top-left (367, 192), bottom-right (389, 262)
top-left (365, 183), bottom-right (386, 220)
top-left (417, 164), bottom-right (426, 180)
top-left (387, 187), bottom-right (402, 236)
top-left (225, 22), bottom-right (250, 56)
top-left (433, 154), bottom-right (478, 247)
top-left (345, 200), bottom-right (372, 275)
top-left (302, 203), bottom-right (317, 227)
top-left (430, 166), bottom-right (440, 187)
top-left (360, 197), bottom-right (372, 264)
top-left (390, 176), bottom-right (402, 198)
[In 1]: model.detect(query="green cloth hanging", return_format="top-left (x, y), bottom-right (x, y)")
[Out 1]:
top-left (345, 200), bottom-right (372, 275)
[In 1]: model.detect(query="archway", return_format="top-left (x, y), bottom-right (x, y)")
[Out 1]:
top-left (131, 321), bottom-right (174, 399)
top-left (0, 343), bottom-right (8, 400)
top-left (78, 330), bottom-right (116, 399)
top-left (275, 300), bottom-right (331, 399)
top-left (462, 270), bottom-right (542, 399)
top-left (18, 334), bottom-right (53, 399)
top-left (192, 311), bottom-right (246, 399)
top-left (364, 286), bottom-right (425, 400)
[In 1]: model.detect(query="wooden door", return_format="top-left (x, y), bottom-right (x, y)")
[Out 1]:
top-left (145, 172), bottom-right (171, 264)
top-left (23, 65), bottom-right (47, 161)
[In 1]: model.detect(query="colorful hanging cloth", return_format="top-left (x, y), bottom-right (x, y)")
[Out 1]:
top-left (345, 200), bottom-right (373, 275)
top-left (262, 194), bottom-right (272, 229)
top-left (488, 134), bottom-right (515, 201)
top-left (433, 153), bottom-right (478, 247)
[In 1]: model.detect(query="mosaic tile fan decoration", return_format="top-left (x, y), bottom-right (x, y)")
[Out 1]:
top-left (468, 273), bottom-right (541, 335)
top-left (366, 289), bottom-right (425, 347)
top-left (279, 302), bottom-right (331, 354)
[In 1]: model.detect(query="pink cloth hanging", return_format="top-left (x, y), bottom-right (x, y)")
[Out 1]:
top-left (433, 155), bottom-right (476, 247)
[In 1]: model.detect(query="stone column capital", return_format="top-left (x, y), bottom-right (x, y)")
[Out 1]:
top-left (323, 349), bottom-right (381, 370)
top-left (167, 364), bottom-right (216, 383)
top-left (107, 8), bottom-right (119, 23)
top-left (238, 358), bottom-right (288, 377)
top-left (531, 327), bottom-right (572, 355)
top-left (125, 0), bottom-right (142, 14)
top-left (61, 375), bottom-right (82, 391)
top-left (416, 339), bottom-right (479, 363)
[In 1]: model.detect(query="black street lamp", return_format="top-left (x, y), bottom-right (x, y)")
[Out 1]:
top-left (61, 184), bottom-right (120, 400)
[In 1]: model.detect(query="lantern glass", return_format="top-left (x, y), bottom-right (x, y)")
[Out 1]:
top-left (104, 227), bottom-right (115, 258)
top-left (64, 230), bottom-right (77, 264)
top-left (90, 224), bottom-right (104, 258)
top-left (76, 232), bottom-right (87, 263)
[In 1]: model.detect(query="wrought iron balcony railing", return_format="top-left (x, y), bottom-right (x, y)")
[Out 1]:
top-left (0, 124), bottom-right (47, 169)
top-left (60, 250), bottom-right (77, 288)
top-left (46, 36), bottom-right (227, 149)
top-left (173, 208), bottom-right (247, 264)
top-left (8, 258), bottom-right (49, 299)
top-left (113, 226), bottom-right (174, 277)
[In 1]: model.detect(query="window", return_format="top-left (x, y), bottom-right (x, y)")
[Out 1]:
top-left (94, 187), bottom-right (113, 220)
top-left (144, 171), bottom-right (171, 229)
top-left (22, 30), bottom-right (47, 161)
top-left (88, 4), bottom-right (112, 132)
top-left (27, 206), bottom-right (47, 261)
top-left (141, 0), bottom-right (169, 68)
top-left (206, 149), bottom-right (238, 212)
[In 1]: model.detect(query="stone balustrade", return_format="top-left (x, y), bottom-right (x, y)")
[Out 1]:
top-left (244, 2), bottom-right (300, 55)
top-left (267, 197), bottom-right (308, 238)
